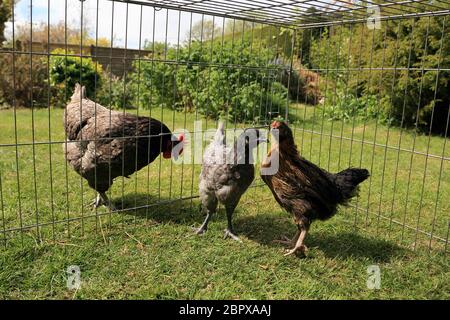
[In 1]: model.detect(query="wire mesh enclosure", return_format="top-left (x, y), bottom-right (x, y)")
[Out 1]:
top-left (0, 0), bottom-right (449, 253)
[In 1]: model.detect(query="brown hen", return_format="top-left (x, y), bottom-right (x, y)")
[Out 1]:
top-left (261, 121), bottom-right (369, 256)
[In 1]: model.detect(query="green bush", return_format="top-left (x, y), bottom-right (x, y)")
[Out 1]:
top-left (308, 15), bottom-right (450, 135)
top-left (49, 49), bottom-right (103, 107)
top-left (131, 41), bottom-right (288, 122)
top-left (0, 53), bottom-right (48, 108)
top-left (96, 74), bottom-right (135, 110)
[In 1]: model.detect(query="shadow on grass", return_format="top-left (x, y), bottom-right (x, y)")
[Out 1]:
top-left (112, 193), bottom-right (204, 226)
top-left (113, 193), bottom-right (403, 262)
top-left (236, 213), bottom-right (404, 263)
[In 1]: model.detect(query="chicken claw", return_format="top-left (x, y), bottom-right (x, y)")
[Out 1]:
top-left (224, 229), bottom-right (242, 242)
top-left (194, 227), bottom-right (207, 235)
top-left (284, 245), bottom-right (308, 257)
top-left (89, 192), bottom-right (116, 211)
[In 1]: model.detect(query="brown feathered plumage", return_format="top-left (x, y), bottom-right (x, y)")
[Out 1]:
top-left (64, 84), bottom-right (183, 209)
top-left (261, 121), bottom-right (369, 256)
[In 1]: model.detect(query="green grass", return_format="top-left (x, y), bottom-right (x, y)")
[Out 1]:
top-left (0, 104), bottom-right (448, 299)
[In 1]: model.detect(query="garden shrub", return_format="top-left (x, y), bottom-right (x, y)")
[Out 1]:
top-left (131, 40), bottom-right (288, 122)
top-left (49, 48), bottom-right (103, 107)
top-left (0, 52), bottom-right (48, 108)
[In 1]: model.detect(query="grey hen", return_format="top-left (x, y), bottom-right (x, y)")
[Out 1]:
top-left (196, 122), bottom-right (266, 241)
top-left (64, 84), bottom-right (184, 210)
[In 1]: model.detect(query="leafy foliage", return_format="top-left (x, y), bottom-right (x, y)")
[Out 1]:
top-left (307, 15), bottom-right (450, 135)
top-left (0, 53), bottom-right (48, 108)
top-left (49, 49), bottom-right (103, 107)
top-left (131, 40), bottom-right (288, 122)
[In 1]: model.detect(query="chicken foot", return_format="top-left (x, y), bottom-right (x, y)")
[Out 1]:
top-left (90, 192), bottom-right (116, 211)
top-left (284, 224), bottom-right (308, 257)
top-left (223, 205), bottom-right (242, 242)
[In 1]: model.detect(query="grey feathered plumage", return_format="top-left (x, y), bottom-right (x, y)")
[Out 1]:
top-left (196, 122), bottom-right (265, 240)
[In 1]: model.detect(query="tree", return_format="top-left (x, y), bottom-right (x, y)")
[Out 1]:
top-left (188, 19), bottom-right (222, 42)
top-left (0, 0), bottom-right (16, 44)
top-left (15, 21), bottom-right (111, 46)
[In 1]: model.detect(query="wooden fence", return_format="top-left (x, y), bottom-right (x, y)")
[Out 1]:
top-left (12, 41), bottom-right (153, 77)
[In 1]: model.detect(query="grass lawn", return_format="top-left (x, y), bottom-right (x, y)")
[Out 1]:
top-left (0, 104), bottom-right (448, 299)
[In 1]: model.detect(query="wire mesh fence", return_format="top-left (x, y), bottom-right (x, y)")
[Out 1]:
top-left (0, 0), bottom-right (448, 252)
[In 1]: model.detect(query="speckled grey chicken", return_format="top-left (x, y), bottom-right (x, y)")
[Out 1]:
top-left (64, 84), bottom-right (184, 210)
top-left (261, 121), bottom-right (369, 256)
top-left (196, 122), bottom-right (267, 241)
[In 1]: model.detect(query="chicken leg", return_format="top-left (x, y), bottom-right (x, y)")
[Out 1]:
top-left (196, 211), bottom-right (213, 235)
top-left (223, 204), bottom-right (241, 242)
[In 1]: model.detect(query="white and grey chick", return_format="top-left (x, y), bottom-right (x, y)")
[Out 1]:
top-left (196, 122), bottom-right (267, 241)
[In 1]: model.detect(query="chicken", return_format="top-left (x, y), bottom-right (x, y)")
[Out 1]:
top-left (196, 122), bottom-right (267, 241)
top-left (64, 83), bottom-right (184, 210)
top-left (261, 120), bottom-right (369, 256)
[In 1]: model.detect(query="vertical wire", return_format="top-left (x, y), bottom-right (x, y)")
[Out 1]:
top-left (401, 16), bottom-right (432, 249)
top-left (263, 24), bottom-right (272, 125)
top-left (46, 0), bottom-right (55, 241)
top-left (29, 0), bottom-right (41, 242)
top-left (79, 0), bottom-right (85, 236)
top-left (325, 24), bottom-right (344, 171)
top-left (204, 15), bottom-right (214, 141)
top-left (257, 23), bottom-right (264, 123)
top-left (390, 18), bottom-right (416, 241)
top-left (229, 18), bottom-right (237, 132)
top-left (366, 24), bottom-right (389, 231)
top-left (285, 28), bottom-right (296, 123)
top-left (168, 10), bottom-right (181, 201)
top-left (248, 21), bottom-right (262, 217)
top-left (145, 7), bottom-right (156, 219)
top-left (269, 26), bottom-right (281, 123)
top-left (63, 0), bottom-right (70, 238)
top-left (120, 3), bottom-right (130, 218)
top-left (292, 27), bottom-right (304, 140)
top-left (354, 25), bottom-right (376, 228)
top-left (299, 28), bottom-right (313, 150)
top-left (157, 9), bottom-right (170, 203)
top-left (134, 4), bottom-right (144, 222)
top-left (189, 13), bottom-right (203, 211)
top-left (107, 1), bottom-right (115, 228)
top-left (0, 153), bottom-right (5, 246)
top-left (11, 0), bottom-right (24, 245)
top-left (379, 20), bottom-right (402, 238)
top-left (250, 21), bottom-right (259, 124)
top-left (232, 20), bottom-right (246, 132)
top-left (93, 0), bottom-right (100, 232)
top-left (185, 12), bottom-right (194, 209)
top-left (310, 26), bottom-right (331, 162)
top-left (180, 11), bottom-right (194, 204)
top-left (349, 24), bottom-right (367, 230)
top-left (336, 23), bottom-right (354, 171)
top-left (173, 10), bottom-right (181, 204)
top-left (428, 17), bottom-right (449, 250)
top-left (162, 8), bottom-right (169, 198)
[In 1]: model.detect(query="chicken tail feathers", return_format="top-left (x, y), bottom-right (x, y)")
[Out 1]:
top-left (71, 83), bottom-right (87, 102)
top-left (214, 121), bottom-right (226, 145)
top-left (334, 168), bottom-right (370, 203)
